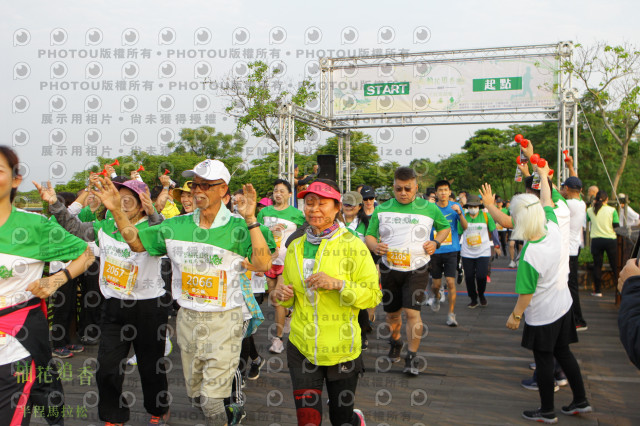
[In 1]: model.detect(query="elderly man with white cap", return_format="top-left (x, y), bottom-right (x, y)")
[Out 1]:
top-left (92, 159), bottom-right (271, 426)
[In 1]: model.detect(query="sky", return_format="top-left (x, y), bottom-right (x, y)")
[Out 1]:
top-left (1, 0), bottom-right (638, 188)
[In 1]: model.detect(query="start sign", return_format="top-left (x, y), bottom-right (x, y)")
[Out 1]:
top-left (364, 82), bottom-right (410, 97)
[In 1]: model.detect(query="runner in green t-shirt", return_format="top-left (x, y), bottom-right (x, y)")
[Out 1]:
top-left (0, 146), bottom-right (93, 426)
top-left (256, 179), bottom-right (305, 354)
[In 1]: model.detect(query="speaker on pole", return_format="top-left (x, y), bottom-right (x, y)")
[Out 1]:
top-left (316, 155), bottom-right (337, 182)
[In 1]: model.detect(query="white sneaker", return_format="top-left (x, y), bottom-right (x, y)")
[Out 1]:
top-left (424, 294), bottom-right (433, 306)
top-left (508, 260), bottom-right (517, 268)
top-left (126, 354), bottom-right (137, 366)
top-left (440, 289), bottom-right (446, 303)
top-left (446, 313), bottom-right (458, 327)
top-left (431, 290), bottom-right (441, 312)
top-left (269, 337), bottom-right (284, 354)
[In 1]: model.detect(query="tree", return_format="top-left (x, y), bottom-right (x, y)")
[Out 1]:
top-left (434, 129), bottom-right (519, 198)
top-left (170, 126), bottom-right (245, 163)
top-left (222, 61), bottom-right (318, 149)
top-left (562, 42), bottom-right (640, 195)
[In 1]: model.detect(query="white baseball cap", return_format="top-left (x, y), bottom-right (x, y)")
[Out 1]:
top-left (182, 159), bottom-right (230, 184)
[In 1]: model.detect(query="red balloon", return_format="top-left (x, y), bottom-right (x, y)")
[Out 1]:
top-left (549, 168), bottom-right (554, 176)
top-left (537, 158), bottom-right (546, 168)
top-left (530, 154), bottom-right (540, 164)
top-left (514, 134), bottom-right (524, 143)
top-left (516, 156), bottom-right (522, 165)
top-left (521, 139), bottom-right (530, 148)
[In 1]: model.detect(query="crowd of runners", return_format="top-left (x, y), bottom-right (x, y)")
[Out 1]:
top-left (2, 137), bottom-right (639, 425)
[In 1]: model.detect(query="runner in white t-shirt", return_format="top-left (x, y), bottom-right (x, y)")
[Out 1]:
top-left (505, 162), bottom-right (591, 424)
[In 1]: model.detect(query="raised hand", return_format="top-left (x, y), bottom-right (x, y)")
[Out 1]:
top-left (479, 183), bottom-right (496, 208)
top-left (90, 175), bottom-right (122, 212)
top-left (139, 187), bottom-right (155, 216)
top-left (237, 183), bottom-right (258, 222)
top-left (32, 180), bottom-right (58, 205)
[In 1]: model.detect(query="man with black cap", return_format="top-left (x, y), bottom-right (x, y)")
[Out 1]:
top-left (561, 176), bottom-right (588, 330)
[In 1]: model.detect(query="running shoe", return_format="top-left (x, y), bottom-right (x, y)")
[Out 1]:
top-left (555, 370), bottom-right (568, 386)
top-left (508, 260), bottom-right (517, 268)
top-left (467, 301), bottom-right (478, 309)
top-left (247, 356), bottom-right (265, 380)
top-left (590, 292), bottom-right (603, 297)
top-left (387, 339), bottom-right (403, 363)
top-left (65, 344), bottom-right (84, 353)
top-left (457, 269), bottom-right (464, 285)
top-left (431, 290), bottom-right (441, 312)
top-left (52, 348), bottom-right (73, 358)
top-left (479, 297), bottom-right (488, 307)
top-left (561, 400), bottom-right (593, 415)
top-left (522, 408), bottom-right (557, 424)
top-left (403, 354), bottom-right (419, 376)
top-left (127, 355), bottom-right (138, 366)
top-left (80, 335), bottom-right (99, 345)
top-left (361, 339), bottom-right (368, 351)
top-left (446, 312), bottom-right (458, 327)
top-left (439, 289), bottom-right (446, 303)
top-left (521, 377), bottom-right (559, 392)
top-left (529, 362), bottom-right (536, 370)
top-left (225, 403), bottom-right (247, 425)
top-left (486, 275), bottom-right (491, 283)
top-left (148, 410), bottom-right (170, 425)
top-left (164, 337), bottom-right (173, 356)
top-left (576, 324), bottom-right (588, 332)
top-left (269, 337), bottom-right (284, 354)
top-left (353, 408), bottom-right (366, 425)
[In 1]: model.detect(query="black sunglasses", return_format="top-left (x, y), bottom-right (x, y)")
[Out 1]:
top-left (187, 181), bottom-right (225, 191)
top-left (363, 197), bottom-right (375, 201)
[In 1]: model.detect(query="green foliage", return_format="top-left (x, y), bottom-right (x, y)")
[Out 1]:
top-left (223, 61), bottom-right (318, 146)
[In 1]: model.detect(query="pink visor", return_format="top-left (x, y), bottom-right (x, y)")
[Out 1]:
top-left (258, 197), bottom-right (273, 206)
top-left (297, 181), bottom-right (341, 202)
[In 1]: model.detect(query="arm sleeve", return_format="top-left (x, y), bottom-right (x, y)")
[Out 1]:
top-left (67, 202), bottom-right (83, 217)
top-left (365, 209), bottom-right (380, 239)
top-left (515, 258), bottom-right (539, 295)
top-left (487, 213), bottom-right (497, 232)
top-left (492, 229), bottom-right (500, 247)
top-left (544, 206), bottom-right (558, 225)
top-left (619, 276), bottom-right (640, 370)
top-left (148, 212), bottom-right (165, 226)
top-left (49, 200), bottom-right (97, 243)
top-left (339, 240), bottom-right (382, 309)
top-left (139, 224), bottom-right (168, 256)
top-left (38, 220), bottom-right (88, 262)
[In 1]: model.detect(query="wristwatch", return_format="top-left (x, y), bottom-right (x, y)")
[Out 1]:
top-left (435, 240), bottom-right (441, 249)
top-left (512, 312), bottom-right (522, 321)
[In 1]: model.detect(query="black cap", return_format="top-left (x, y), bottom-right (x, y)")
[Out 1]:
top-left (360, 185), bottom-right (375, 199)
top-left (465, 194), bottom-right (483, 207)
top-left (562, 176), bottom-right (583, 190)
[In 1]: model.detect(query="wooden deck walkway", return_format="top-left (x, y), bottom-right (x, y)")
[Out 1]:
top-left (31, 257), bottom-right (640, 425)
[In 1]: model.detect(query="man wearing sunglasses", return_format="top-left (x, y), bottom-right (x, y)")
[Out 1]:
top-left (365, 167), bottom-right (450, 376)
top-left (97, 159), bottom-right (271, 426)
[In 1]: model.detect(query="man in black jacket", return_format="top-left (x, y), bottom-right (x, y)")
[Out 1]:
top-left (618, 258), bottom-right (640, 370)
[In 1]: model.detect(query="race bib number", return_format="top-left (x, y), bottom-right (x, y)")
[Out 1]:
top-left (181, 266), bottom-right (227, 306)
top-left (103, 256), bottom-right (138, 295)
top-left (466, 232), bottom-right (482, 248)
top-left (387, 249), bottom-right (411, 268)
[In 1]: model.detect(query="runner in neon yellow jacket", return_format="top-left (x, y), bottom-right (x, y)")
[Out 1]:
top-left (279, 225), bottom-right (381, 365)
top-left (275, 179), bottom-right (381, 425)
